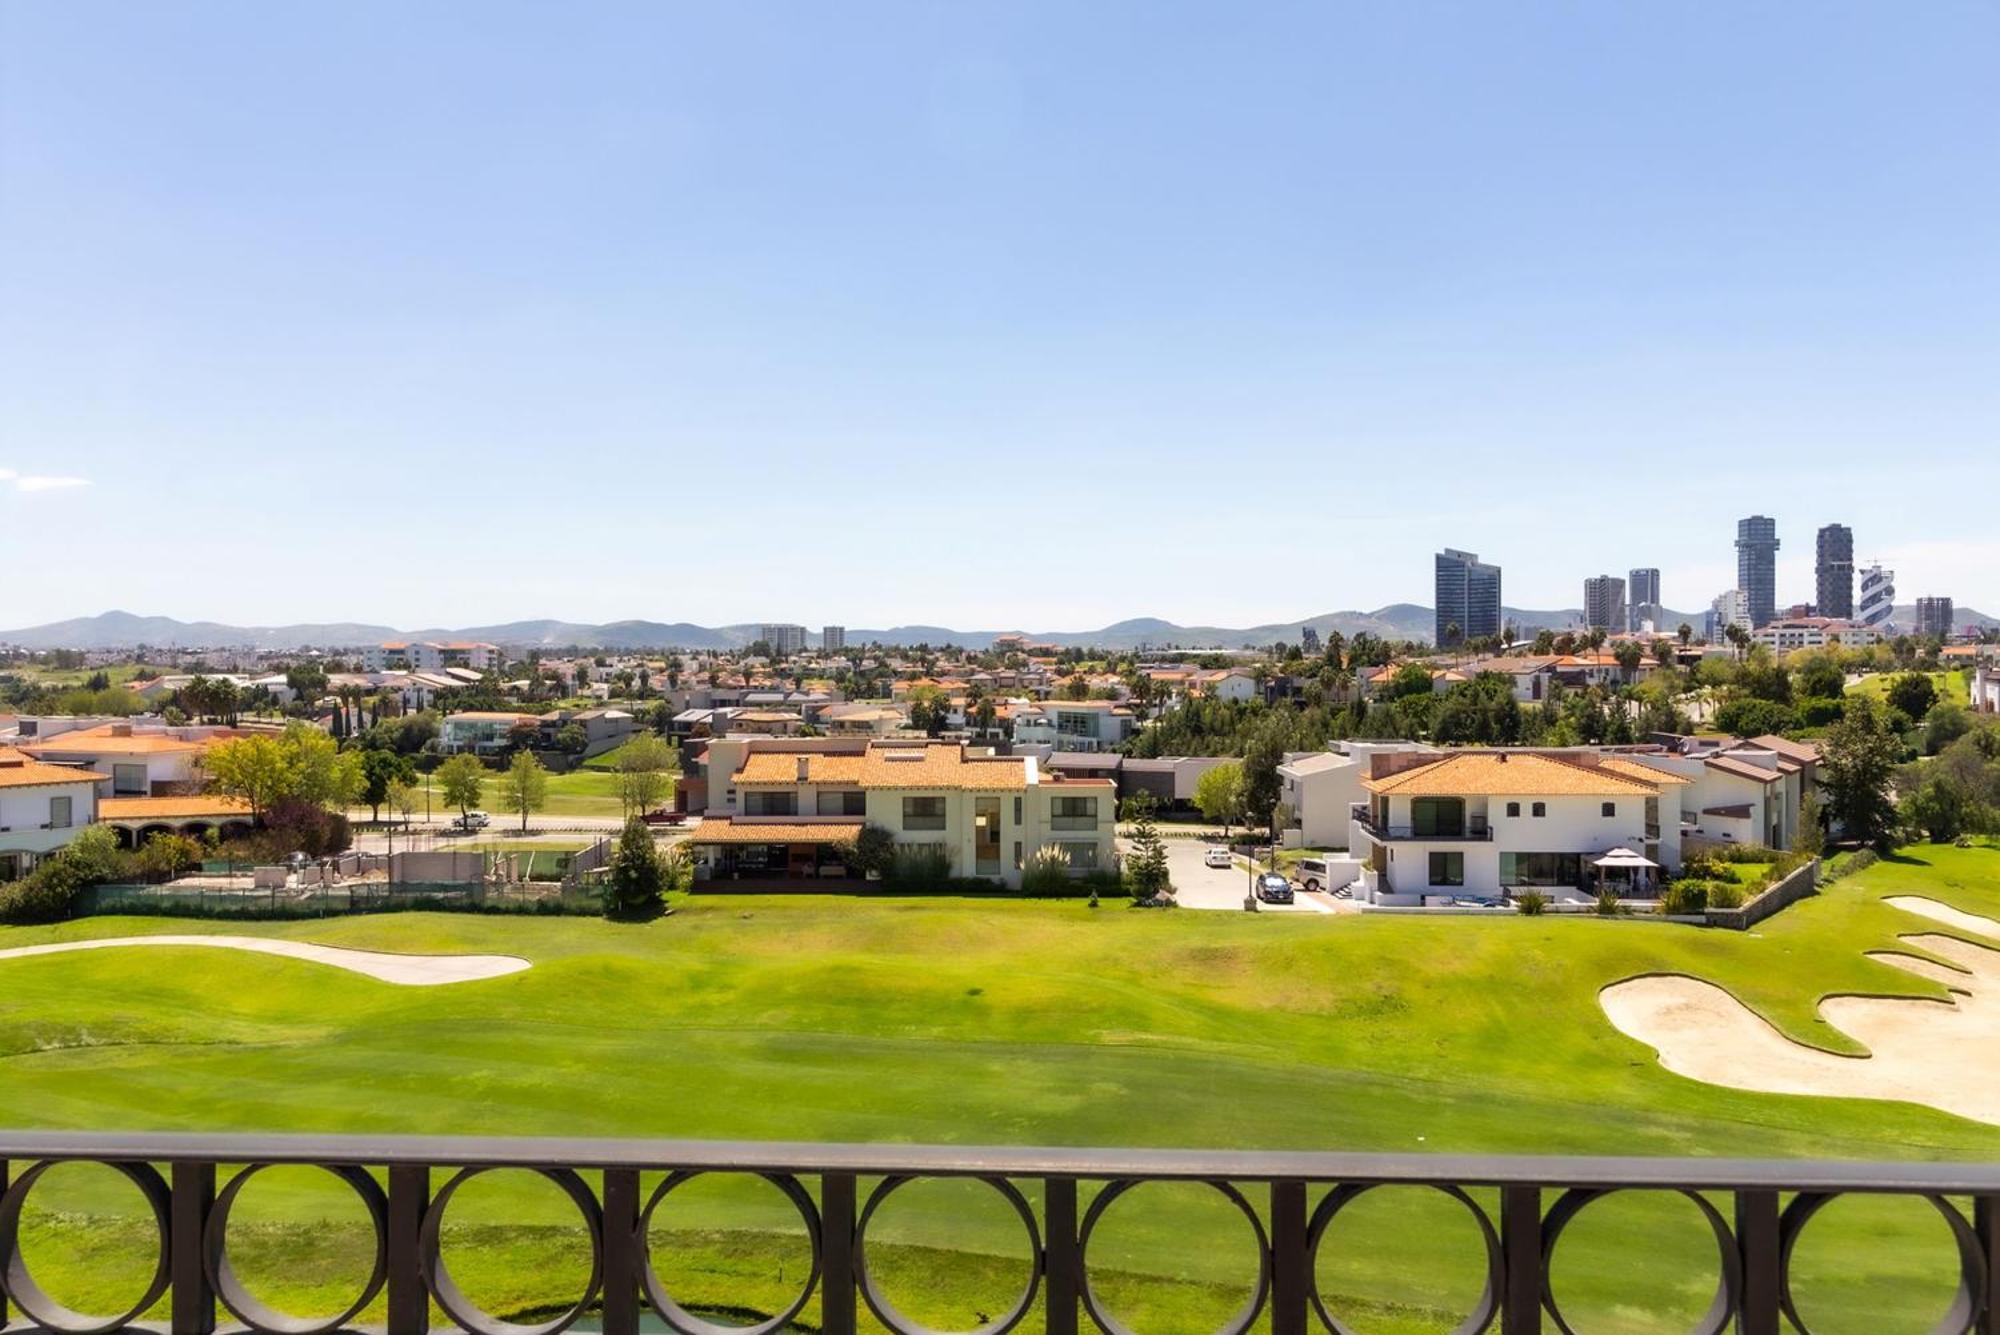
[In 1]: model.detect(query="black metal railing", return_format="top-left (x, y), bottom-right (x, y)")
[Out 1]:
top-left (1350, 807), bottom-right (1494, 843)
top-left (1, 1133), bottom-right (1997, 1335)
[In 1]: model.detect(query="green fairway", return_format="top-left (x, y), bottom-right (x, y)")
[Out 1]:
top-left (2, 842), bottom-right (1997, 1330)
top-left (1847, 669), bottom-right (1969, 707)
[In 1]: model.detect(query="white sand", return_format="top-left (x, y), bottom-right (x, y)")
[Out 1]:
top-left (0, 935), bottom-right (530, 986)
top-left (1599, 898), bottom-right (2000, 1126)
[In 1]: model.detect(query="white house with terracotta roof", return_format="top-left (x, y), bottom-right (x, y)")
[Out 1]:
top-left (0, 748), bottom-right (106, 881)
top-left (18, 723), bottom-right (222, 796)
top-left (687, 740), bottom-right (1116, 887)
top-left (1350, 750), bottom-right (1686, 905)
top-left (1278, 742), bottom-right (1438, 849)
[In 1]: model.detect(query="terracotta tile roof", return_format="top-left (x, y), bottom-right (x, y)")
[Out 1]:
top-left (20, 726), bottom-right (208, 756)
top-left (0, 748), bottom-right (108, 789)
top-left (1597, 757), bottom-right (1690, 786)
top-left (687, 817), bottom-right (864, 845)
top-left (1747, 735), bottom-right (1821, 766)
top-left (1363, 752), bottom-right (1664, 798)
top-left (99, 795), bottom-right (255, 820)
top-left (733, 753), bottom-right (867, 784)
top-left (858, 743), bottom-right (1028, 791)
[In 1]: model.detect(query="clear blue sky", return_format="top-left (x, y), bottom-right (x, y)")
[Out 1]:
top-left (3, 1), bottom-right (1995, 631)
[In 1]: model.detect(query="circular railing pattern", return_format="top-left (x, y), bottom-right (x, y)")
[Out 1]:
top-left (418, 1166), bottom-right (604, 1335)
top-left (1305, 1183), bottom-right (1500, 1335)
top-left (0, 1158), bottom-right (173, 1335)
top-left (1540, 1188), bottom-right (1740, 1335)
top-left (1777, 1192), bottom-right (1986, 1335)
top-left (638, 1170), bottom-right (822, 1335)
top-left (1078, 1179), bottom-right (1270, 1335)
top-left (855, 1175), bottom-right (1043, 1335)
top-left (203, 1162), bottom-right (389, 1335)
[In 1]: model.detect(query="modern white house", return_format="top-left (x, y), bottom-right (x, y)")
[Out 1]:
top-left (1008, 701), bottom-right (1136, 753)
top-left (1974, 664), bottom-right (2000, 715)
top-left (436, 711), bottom-right (540, 755)
top-left (1277, 742), bottom-right (1438, 849)
top-left (688, 740), bottom-right (1117, 887)
top-left (0, 747), bottom-right (106, 882)
top-left (361, 641), bottom-right (499, 673)
top-left (1350, 751), bottom-right (1686, 906)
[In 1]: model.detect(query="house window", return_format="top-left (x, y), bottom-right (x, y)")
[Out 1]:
top-left (48, 796), bottom-right (73, 829)
top-left (1601, 802), bottom-right (1616, 818)
top-left (1428, 851), bottom-right (1464, 886)
top-left (1410, 797), bottom-right (1465, 837)
top-left (1060, 842), bottom-right (1100, 870)
top-left (1014, 841), bottom-right (1023, 870)
top-left (1014, 796), bottom-right (1023, 825)
top-left (1051, 796), bottom-right (1098, 830)
top-left (1505, 802), bottom-right (1521, 818)
top-left (112, 763), bottom-right (148, 796)
top-left (745, 791), bottom-right (798, 816)
top-left (817, 790), bottom-right (866, 816)
top-left (1531, 802), bottom-right (1546, 818)
top-left (902, 796), bottom-right (947, 831)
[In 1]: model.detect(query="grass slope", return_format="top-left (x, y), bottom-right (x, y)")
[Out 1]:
top-left (1, 842), bottom-right (1996, 1331)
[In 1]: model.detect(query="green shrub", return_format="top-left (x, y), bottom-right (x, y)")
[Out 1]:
top-left (1020, 845), bottom-right (1074, 896)
top-left (1514, 891), bottom-right (1547, 916)
top-left (1594, 887), bottom-right (1621, 916)
top-left (884, 845), bottom-right (954, 889)
top-left (1660, 881), bottom-right (1710, 915)
top-left (1706, 880), bottom-right (1745, 909)
top-left (1823, 849), bottom-right (1880, 883)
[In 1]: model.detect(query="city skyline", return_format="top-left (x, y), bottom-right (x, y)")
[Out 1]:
top-left (3, 4), bottom-right (1997, 628)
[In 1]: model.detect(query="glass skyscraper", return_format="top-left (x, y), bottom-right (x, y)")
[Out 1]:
top-left (1435, 549), bottom-right (1502, 647)
top-left (1735, 516), bottom-right (1781, 628)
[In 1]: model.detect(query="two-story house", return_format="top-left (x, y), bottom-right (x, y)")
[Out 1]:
top-left (688, 740), bottom-right (1116, 887)
top-left (1350, 751), bottom-right (1685, 906)
top-left (0, 748), bottom-right (106, 882)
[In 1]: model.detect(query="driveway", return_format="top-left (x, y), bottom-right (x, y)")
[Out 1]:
top-left (1154, 839), bottom-right (1341, 914)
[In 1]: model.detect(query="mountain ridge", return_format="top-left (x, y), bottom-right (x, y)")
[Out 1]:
top-left (10, 604), bottom-right (1988, 653)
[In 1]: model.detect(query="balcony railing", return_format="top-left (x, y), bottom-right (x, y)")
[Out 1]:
top-left (1, 1132), bottom-right (1995, 1335)
top-left (1350, 804), bottom-right (1493, 842)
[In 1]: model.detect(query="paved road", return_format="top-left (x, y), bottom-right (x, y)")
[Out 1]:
top-left (1157, 840), bottom-right (1341, 914)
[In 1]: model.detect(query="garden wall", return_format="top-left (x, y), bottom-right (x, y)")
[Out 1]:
top-left (1704, 857), bottom-right (1819, 930)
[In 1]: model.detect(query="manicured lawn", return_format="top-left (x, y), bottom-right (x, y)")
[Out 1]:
top-left (1847, 669), bottom-right (1969, 707)
top-left (2, 842), bottom-right (1997, 1330)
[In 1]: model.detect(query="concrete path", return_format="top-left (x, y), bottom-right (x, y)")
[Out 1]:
top-left (0, 935), bottom-right (531, 986)
top-left (1156, 840), bottom-right (1341, 913)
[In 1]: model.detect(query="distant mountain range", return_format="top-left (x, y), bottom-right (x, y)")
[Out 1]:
top-left (2, 605), bottom-right (1990, 653)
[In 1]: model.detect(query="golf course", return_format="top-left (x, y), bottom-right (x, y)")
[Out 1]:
top-left (2, 840), bottom-right (1997, 1333)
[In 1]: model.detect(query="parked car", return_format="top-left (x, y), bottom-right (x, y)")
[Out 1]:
top-left (640, 808), bottom-right (686, 827)
top-left (1256, 873), bottom-right (1293, 904)
top-left (452, 810), bottom-right (491, 832)
top-left (1204, 847), bottom-right (1233, 869)
top-left (1293, 857), bottom-right (1328, 893)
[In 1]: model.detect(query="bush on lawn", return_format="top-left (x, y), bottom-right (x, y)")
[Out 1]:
top-left (1706, 880), bottom-right (1745, 909)
top-left (1661, 881), bottom-right (1710, 915)
top-left (1020, 845), bottom-right (1075, 896)
top-left (0, 826), bottom-right (128, 925)
top-left (884, 845), bottom-right (954, 890)
top-left (1514, 891), bottom-right (1546, 916)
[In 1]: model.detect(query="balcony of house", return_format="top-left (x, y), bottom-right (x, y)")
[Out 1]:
top-left (1048, 796), bottom-right (1103, 832)
top-left (3, 1130), bottom-right (1993, 1335)
top-left (1349, 800), bottom-right (1492, 842)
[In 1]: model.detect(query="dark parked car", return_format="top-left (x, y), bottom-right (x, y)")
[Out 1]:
top-left (1256, 873), bottom-right (1293, 904)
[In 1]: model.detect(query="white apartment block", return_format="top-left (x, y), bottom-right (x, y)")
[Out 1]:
top-left (361, 641), bottom-right (498, 673)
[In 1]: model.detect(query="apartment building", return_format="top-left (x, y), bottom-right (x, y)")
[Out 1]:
top-left (361, 642), bottom-right (499, 673)
top-left (1583, 576), bottom-right (1626, 632)
top-left (1749, 617), bottom-right (1881, 652)
top-left (1435, 549), bottom-right (1503, 647)
top-left (687, 739), bottom-right (1116, 887)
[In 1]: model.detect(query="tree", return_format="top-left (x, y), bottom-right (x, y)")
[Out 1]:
top-left (1678, 623), bottom-right (1694, 648)
top-left (1794, 654), bottom-right (1845, 702)
top-left (204, 734), bottom-right (291, 818)
top-left (1902, 771), bottom-right (1989, 843)
top-left (615, 733), bottom-right (676, 817)
top-left (498, 750), bottom-right (550, 832)
top-left (555, 723), bottom-right (589, 755)
top-left (437, 753), bottom-right (487, 819)
top-left (1819, 698), bottom-right (1904, 848)
top-left (602, 816), bottom-right (667, 918)
top-left (907, 685), bottom-right (950, 736)
top-left (1613, 641), bottom-right (1643, 682)
top-left (358, 748), bottom-right (416, 822)
top-left (1123, 793), bottom-right (1171, 900)
top-left (1241, 727), bottom-right (1286, 833)
top-left (387, 777), bottom-right (418, 830)
top-left (1885, 673), bottom-right (1938, 721)
top-left (1192, 761), bottom-right (1248, 836)
top-left (1713, 697), bottom-right (1797, 739)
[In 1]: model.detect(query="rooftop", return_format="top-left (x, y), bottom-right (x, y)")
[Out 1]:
top-left (1363, 752), bottom-right (1665, 799)
top-left (0, 748), bottom-right (109, 789)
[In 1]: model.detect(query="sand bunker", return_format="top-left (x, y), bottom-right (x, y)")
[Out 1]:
top-left (1600, 898), bottom-right (2000, 1126)
top-left (0, 935), bottom-right (530, 986)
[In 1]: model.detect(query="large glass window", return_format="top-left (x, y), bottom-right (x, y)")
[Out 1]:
top-left (1500, 852), bottom-right (1584, 888)
top-left (902, 796), bottom-right (947, 830)
top-left (112, 764), bottom-right (147, 796)
top-left (817, 790), bottom-right (866, 816)
top-left (1050, 795), bottom-right (1098, 830)
top-left (745, 791), bottom-right (797, 816)
top-left (1427, 851), bottom-right (1464, 886)
top-left (1060, 842), bottom-right (1100, 870)
top-left (1410, 797), bottom-right (1465, 837)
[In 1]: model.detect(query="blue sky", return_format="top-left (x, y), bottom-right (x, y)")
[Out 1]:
top-left (3, 1), bottom-right (1995, 631)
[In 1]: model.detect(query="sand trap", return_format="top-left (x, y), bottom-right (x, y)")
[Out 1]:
top-left (0, 935), bottom-right (530, 986)
top-left (1600, 898), bottom-right (2000, 1126)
